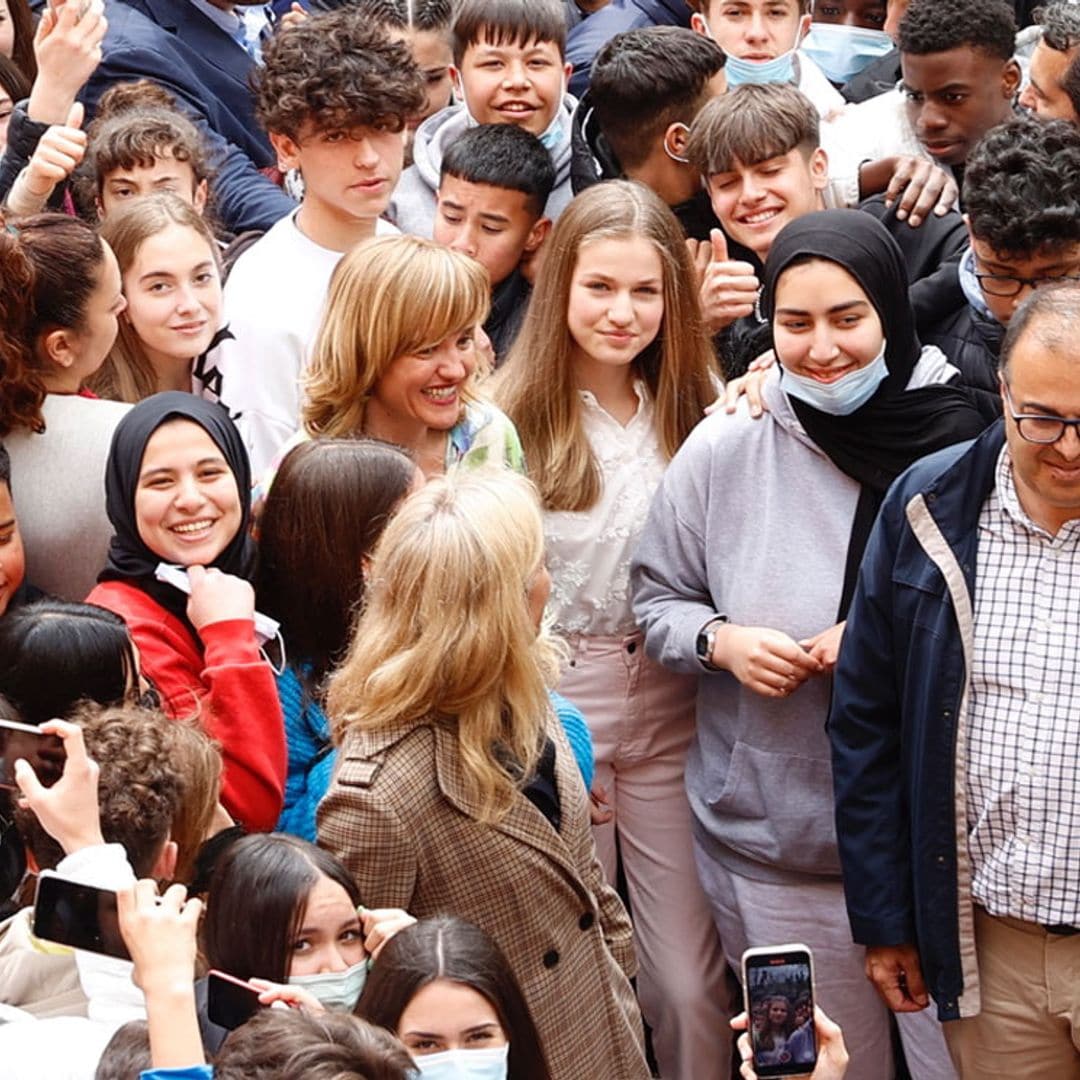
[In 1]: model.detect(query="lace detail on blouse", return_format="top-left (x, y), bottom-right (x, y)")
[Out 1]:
top-left (544, 382), bottom-right (667, 636)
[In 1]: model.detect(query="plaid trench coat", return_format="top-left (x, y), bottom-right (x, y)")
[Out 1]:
top-left (318, 714), bottom-right (650, 1079)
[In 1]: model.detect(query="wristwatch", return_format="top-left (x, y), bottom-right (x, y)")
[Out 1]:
top-left (695, 616), bottom-right (728, 672)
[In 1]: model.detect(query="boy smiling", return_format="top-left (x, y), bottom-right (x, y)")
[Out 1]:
top-left (390, 0), bottom-right (576, 238)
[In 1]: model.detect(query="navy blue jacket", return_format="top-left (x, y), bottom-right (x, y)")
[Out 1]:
top-left (829, 420), bottom-right (1007, 1022)
top-left (85, 0), bottom-right (295, 233)
top-left (566, 0), bottom-right (692, 97)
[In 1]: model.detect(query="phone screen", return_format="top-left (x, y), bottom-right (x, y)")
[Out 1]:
top-left (745, 950), bottom-right (817, 1078)
top-left (32, 875), bottom-right (131, 961)
top-left (0, 721), bottom-right (64, 792)
top-left (207, 971), bottom-right (265, 1030)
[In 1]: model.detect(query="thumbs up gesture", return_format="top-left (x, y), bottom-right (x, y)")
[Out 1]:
top-left (24, 102), bottom-right (87, 199)
top-left (695, 229), bottom-right (761, 334)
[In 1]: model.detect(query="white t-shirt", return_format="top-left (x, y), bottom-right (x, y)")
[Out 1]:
top-left (206, 210), bottom-right (398, 475)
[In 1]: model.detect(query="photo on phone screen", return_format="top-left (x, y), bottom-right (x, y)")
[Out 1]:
top-left (743, 945), bottom-right (817, 1078)
top-left (0, 719), bottom-right (65, 792)
top-left (32, 874), bottom-right (130, 961)
top-left (207, 970), bottom-right (265, 1030)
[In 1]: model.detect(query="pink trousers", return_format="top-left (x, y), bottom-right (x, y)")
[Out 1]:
top-left (560, 632), bottom-right (733, 1080)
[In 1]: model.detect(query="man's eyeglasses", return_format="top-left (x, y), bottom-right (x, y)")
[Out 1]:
top-left (1002, 383), bottom-right (1080, 444)
top-left (975, 272), bottom-right (1080, 298)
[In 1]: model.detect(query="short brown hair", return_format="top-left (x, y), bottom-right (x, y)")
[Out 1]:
top-left (85, 85), bottom-right (212, 201)
top-left (686, 83), bottom-right (819, 177)
top-left (451, 0), bottom-right (567, 67)
top-left (254, 10), bottom-right (426, 139)
top-left (215, 1010), bottom-right (414, 1080)
top-left (16, 702), bottom-right (186, 878)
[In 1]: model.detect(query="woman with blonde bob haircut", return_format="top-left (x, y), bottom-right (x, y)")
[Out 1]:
top-left (92, 194), bottom-right (223, 403)
top-left (494, 179), bottom-right (731, 1080)
top-left (292, 235), bottom-right (522, 483)
top-left (318, 468), bottom-right (651, 1080)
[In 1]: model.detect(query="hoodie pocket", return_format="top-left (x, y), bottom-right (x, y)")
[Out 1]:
top-left (705, 742), bottom-right (840, 876)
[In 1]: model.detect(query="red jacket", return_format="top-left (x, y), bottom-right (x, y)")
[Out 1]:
top-left (86, 580), bottom-right (286, 832)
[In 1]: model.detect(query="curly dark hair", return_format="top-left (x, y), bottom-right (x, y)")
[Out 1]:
top-left (964, 115), bottom-right (1080, 257)
top-left (254, 10), bottom-right (426, 139)
top-left (899, 0), bottom-right (1017, 60)
top-left (341, 0), bottom-right (452, 31)
top-left (15, 701), bottom-right (186, 878)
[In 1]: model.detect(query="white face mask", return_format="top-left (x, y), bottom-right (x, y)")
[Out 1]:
top-left (413, 1044), bottom-right (509, 1080)
top-left (287, 958), bottom-right (368, 1012)
top-left (781, 341), bottom-right (889, 415)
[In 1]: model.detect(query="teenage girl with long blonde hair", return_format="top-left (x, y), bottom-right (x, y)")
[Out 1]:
top-left (494, 178), bottom-right (734, 1080)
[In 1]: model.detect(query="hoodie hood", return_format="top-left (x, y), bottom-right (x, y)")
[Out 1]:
top-left (412, 97), bottom-right (578, 195)
top-left (390, 98), bottom-right (578, 237)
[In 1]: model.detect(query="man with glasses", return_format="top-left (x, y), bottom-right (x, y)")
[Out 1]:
top-left (923, 113), bottom-right (1080, 397)
top-left (829, 281), bottom-right (1080, 1078)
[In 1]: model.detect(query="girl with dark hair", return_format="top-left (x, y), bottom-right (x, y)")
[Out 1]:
top-left (358, 915), bottom-right (551, 1080)
top-left (0, 54), bottom-right (30, 154)
top-left (0, 213), bottom-right (131, 600)
top-left (633, 210), bottom-right (987, 1078)
top-left (255, 438), bottom-right (419, 841)
top-left (199, 833), bottom-right (413, 1051)
top-left (86, 392), bottom-right (286, 832)
top-left (0, 598), bottom-right (153, 724)
top-left (0, 0), bottom-right (35, 83)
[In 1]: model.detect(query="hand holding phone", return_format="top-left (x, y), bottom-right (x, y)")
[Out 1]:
top-left (11, 719), bottom-right (103, 857)
top-left (742, 944), bottom-right (819, 1078)
top-left (0, 718), bottom-right (64, 793)
top-left (732, 1006), bottom-right (849, 1080)
top-left (117, 879), bottom-right (202, 992)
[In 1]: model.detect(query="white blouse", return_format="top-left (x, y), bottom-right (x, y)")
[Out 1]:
top-left (543, 381), bottom-right (668, 637)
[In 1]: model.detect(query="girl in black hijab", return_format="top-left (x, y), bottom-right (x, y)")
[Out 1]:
top-left (630, 210), bottom-right (986, 1076)
top-left (87, 392), bottom-right (285, 832)
top-left (761, 210), bottom-right (989, 614)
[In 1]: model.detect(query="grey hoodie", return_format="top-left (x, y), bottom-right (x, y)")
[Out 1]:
top-left (630, 351), bottom-right (958, 885)
top-left (387, 97), bottom-right (578, 239)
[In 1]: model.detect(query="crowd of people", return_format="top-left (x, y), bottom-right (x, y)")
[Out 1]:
top-left (0, 0), bottom-right (1078, 1077)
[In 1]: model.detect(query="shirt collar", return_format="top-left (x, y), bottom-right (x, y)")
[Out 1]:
top-left (995, 443), bottom-right (1080, 543)
top-left (578, 378), bottom-right (649, 421)
top-left (188, 0), bottom-right (243, 36)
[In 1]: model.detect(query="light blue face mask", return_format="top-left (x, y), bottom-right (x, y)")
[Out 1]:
top-left (699, 14), bottom-right (798, 86)
top-left (800, 23), bottom-right (895, 85)
top-left (413, 1044), bottom-right (509, 1080)
top-left (457, 77), bottom-right (567, 152)
top-left (781, 343), bottom-right (889, 415)
top-left (287, 958), bottom-right (368, 1012)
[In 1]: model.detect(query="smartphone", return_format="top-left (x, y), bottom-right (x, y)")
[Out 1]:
top-left (742, 943), bottom-right (818, 1078)
top-left (207, 970), bottom-right (265, 1030)
top-left (31, 873), bottom-right (130, 961)
top-left (0, 719), bottom-right (64, 792)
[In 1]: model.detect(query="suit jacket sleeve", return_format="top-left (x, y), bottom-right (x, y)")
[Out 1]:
top-left (828, 483), bottom-right (916, 947)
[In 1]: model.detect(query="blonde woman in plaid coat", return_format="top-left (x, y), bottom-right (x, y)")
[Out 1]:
top-left (318, 469), bottom-right (650, 1079)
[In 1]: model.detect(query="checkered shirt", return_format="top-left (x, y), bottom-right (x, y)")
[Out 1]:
top-left (968, 445), bottom-right (1080, 925)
